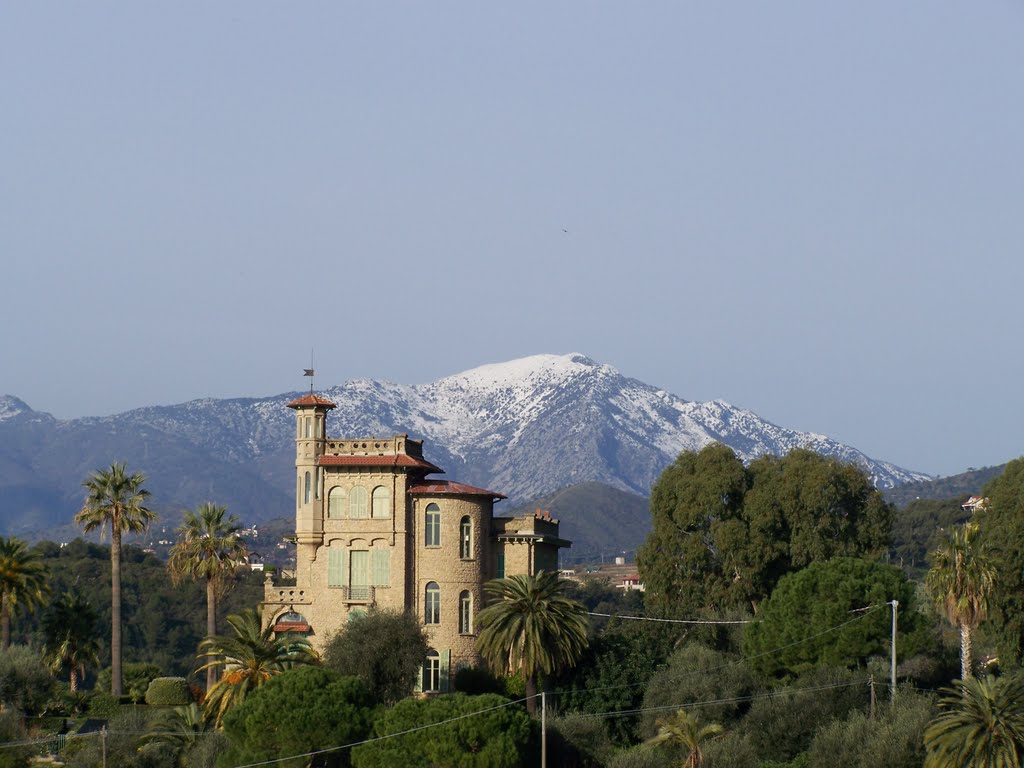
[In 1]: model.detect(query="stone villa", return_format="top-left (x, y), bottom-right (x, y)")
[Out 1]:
top-left (263, 393), bottom-right (570, 691)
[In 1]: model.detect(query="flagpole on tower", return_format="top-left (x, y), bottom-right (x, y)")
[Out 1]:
top-left (303, 349), bottom-right (315, 393)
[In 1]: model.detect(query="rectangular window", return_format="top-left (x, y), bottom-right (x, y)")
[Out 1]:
top-left (496, 552), bottom-right (505, 579)
top-left (425, 506), bottom-right (441, 548)
top-left (350, 551), bottom-right (369, 587)
top-left (371, 549), bottom-right (390, 587)
top-left (459, 592), bottom-right (472, 634)
top-left (327, 548), bottom-right (345, 587)
top-left (305, 417), bottom-right (311, 438)
top-left (425, 654), bottom-right (440, 692)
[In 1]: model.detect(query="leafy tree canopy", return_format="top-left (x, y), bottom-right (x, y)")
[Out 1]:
top-left (640, 642), bottom-right (759, 739)
top-left (638, 446), bottom-right (893, 617)
top-left (743, 558), bottom-right (920, 678)
top-left (221, 666), bottom-right (374, 768)
top-left (974, 458), bottom-right (1024, 665)
top-left (352, 693), bottom-right (533, 768)
top-left (323, 608), bottom-right (428, 706)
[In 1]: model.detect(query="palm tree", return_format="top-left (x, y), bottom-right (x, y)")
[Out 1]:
top-left (926, 522), bottom-right (995, 681)
top-left (475, 571), bottom-right (589, 715)
top-left (645, 709), bottom-right (724, 768)
top-left (168, 502), bottom-right (248, 692)
top-left (140, 703), bottom-right (210, 766)
top-left (42, 592), bottom-right (101, 692)
top-left (924, 675), bottom-right (1024, 768)
top-left (0, 537), bottom-right (49, 649)
top-left (74, 462), bottom-right (156, 695)
top-left (197, 608), bottom-right (318, 726)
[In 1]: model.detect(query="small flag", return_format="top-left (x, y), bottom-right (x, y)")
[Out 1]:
top-left (303, 369), bottom-right (315, 377)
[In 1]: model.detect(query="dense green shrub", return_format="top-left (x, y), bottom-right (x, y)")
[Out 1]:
top-left (87, 691), bottom-right (122, 717)
top-left (453, 664), bottom-right (507, 696)
top-left (97, 663), bottom-right (162, 701)
top-left (640, 642), bottom-right (759, 739)
top-left (547, 714), bottom-right (615, 768)
top-left (66, 707), bottom-right (172, 768)
top-left (352, 693), bottom-right (532, 768)
top-left (0, 710), bottom-right (32, 768)
top-left (702, 732), bottom-right (758, 768)
top-left (323, 608), bottom-right (428, 705)
top-left (741, 667), bottom-right (868, 764)
top-left (221, 667), bottom-right (374, 768)
top-left (806, 690), bottom-right (935, 768)
top-left (744, 558), bottom-right (921, 679)
top-left (145, 677), bottom-right (193, 706)
top-left (0, 645), bottom-right (54, 716)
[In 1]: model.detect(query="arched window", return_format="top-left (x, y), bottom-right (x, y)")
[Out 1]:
top-left (314, 468), bottom-right (320, 500)
top-left (425, 582), bottom-right (440, 624)
top-left (349, 486), bottom-right (368, 519)
top-left (459, 591), bottom-right (472, 634)
top-left (425, 504), bottom-right (441, 547)
top-left (303, 472), bottom-right (311, 505)
top-left (424, 650), bottom-right (440, 692)
top-left (327, 487), bottom-right (347, 519)
top-left (460, 516), bottom-right (473, 559)
top-left (372, 486), bottom-right (391, 519)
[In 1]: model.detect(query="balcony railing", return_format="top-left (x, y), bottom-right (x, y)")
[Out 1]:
top-left (342, 585), bottom-right (375, 604)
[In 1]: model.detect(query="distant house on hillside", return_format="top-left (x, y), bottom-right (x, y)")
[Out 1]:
top-left (617, 574), bottom-right (645, 592)
top-left (262, 393), bottom-right (571, 692)
top-left (962, 496), bottom-right (989, 514)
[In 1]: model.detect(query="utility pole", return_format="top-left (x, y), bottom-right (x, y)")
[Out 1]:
top-left (101, 726), bottom-right (107, 768)
top-left (869, 674), bottom-right (876, 720)
top-left (891, 599), bottom-right (899, 704)
top-left (541, 691), bottom-right (547, 768)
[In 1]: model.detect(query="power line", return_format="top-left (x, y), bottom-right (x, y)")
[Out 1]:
top-left (553, 603), bottom-right (885, 697)
top-left (231, 696), bottom-right (530, 768)
top-left (588, 611), bottom-right (754, 625)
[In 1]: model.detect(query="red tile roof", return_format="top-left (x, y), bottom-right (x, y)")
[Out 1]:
top-left (287, 393), bottom-right (337, 409)
top-left (407, 480), bottom-right (507, 499)
top-left (318, 455), bottom-right (444, 473)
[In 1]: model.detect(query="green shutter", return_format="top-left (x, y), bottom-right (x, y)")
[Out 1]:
top-left (440, 650), bottom-right (451, 693)
top-left (372, 549), bottom-right (390, 586)
top-left (327, 548), bottom-right (344, 587)
top-left (496, 552), bottom-right (505, 579)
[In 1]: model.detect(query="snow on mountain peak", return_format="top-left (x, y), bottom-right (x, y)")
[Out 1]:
top-left (0, 396), bottom-right (32, 422)
top-left (436, 353), bottom-right (610, 391)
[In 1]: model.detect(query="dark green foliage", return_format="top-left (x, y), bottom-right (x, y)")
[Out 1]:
top-left (66, 707), bottom-right (172, 768)
top-left (701, 732), bottom-right (759, 768)
top-left (741, 667), bottom-right (868, 763)
top-left (145, 677), bottom-right (193, 706)
top-left (808, 690), bottom-right (935, 768)
top-left (638, 444), bottom-right (749, 617)
top-left (97, 663), bottom-right (161, 702)
top-left (547, 714), bottom-right (615, 768)
top-left (606, 746), bottom-right (673, 768)
top-left (322, 608), bottom-right (428, 705)
top-left (889, 498), bottom-right (968, 576)
top-left (0, 645), bottom-right (54, 715)
top-left (351, 693), bottom-right (533, 768)
top-left (20, 539), bottom-right (265, 678)
top-left (87, 691), bottom-right (123, 717)
top-left (975, 458), bottom-right (1024, 665)
top-left (220, 666), bottom-right (374, 768)
top-left (744, 558), bottom-right (921, 678)
top-left (554, 618), bottom-right (678, 745)
top-left (640, 642), bottom-right (759, 739)
top-left (0, 710), bottom-right (32, 768)
top-left (638, 446), bottom-right (893, 618)
top-left (452, 664), bottom-right (509, 696)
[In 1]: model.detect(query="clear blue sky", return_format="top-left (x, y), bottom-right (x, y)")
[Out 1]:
top-left (2, 2), bottom-right (1022, 478)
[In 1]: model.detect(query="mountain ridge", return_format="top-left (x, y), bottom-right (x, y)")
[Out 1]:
top-left (0, 353), bottom-right (929, 535)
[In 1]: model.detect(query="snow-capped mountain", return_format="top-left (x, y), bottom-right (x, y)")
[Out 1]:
top-left (0, 353), bottom-right (928, 534)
